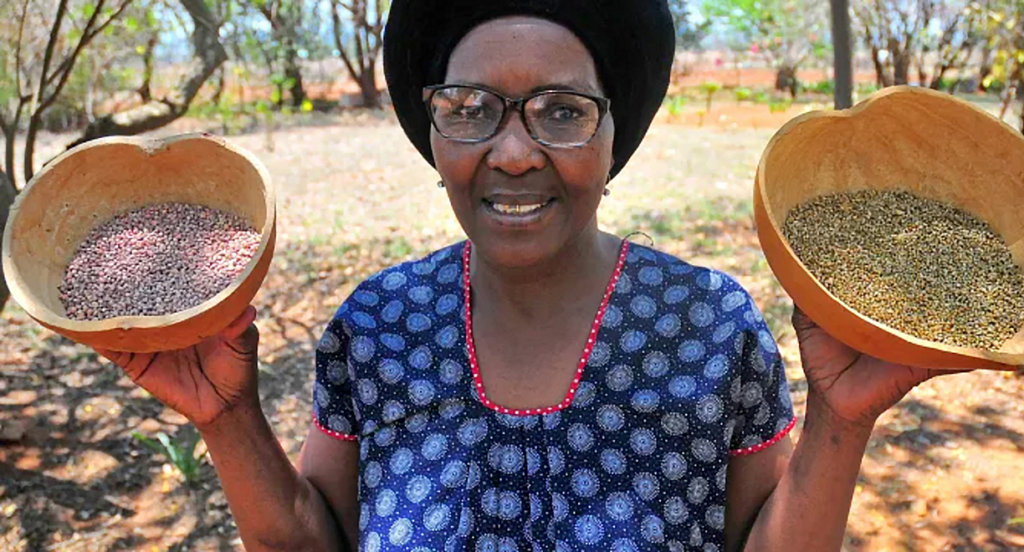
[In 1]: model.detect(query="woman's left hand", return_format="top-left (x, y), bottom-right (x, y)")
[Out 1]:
top-left (791, 306), bottom-right (965, 430)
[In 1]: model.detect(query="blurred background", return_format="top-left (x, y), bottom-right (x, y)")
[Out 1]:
top-left (2, 1), bottom-right (1024, 550)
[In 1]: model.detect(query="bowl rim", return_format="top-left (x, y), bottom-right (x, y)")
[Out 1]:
top-left (755, 85), bottom-right (1024, 366)
top-left (2, 132), bottom-right (277, 333)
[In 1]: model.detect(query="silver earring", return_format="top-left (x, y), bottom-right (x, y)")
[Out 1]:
top-left (603, 187), bottom-right (611, 197)
top-left (437, 180), bottom-right (445, 189)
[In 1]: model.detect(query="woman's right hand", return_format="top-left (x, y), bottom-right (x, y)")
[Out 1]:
top-left (94, 305), bottom-right (261, 429)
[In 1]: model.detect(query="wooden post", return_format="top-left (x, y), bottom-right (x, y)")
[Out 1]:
top-left (831, 0), bottom-right (854, 109)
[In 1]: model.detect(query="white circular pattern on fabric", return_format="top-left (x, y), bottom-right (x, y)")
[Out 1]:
top-left (655, 313), bottom-right (682, 338)
top-left (458, 507), bottom-right (474, 537)
top-left (571, 469), bottom-right (600, 498)
top-left (475, 534), bottom-right (498, 552)
top-left (642, 514), bottom-right (666, 543)
top-left (360, 503), bottom-right (370, 531)
top-left (630, 428), bottom-right (657, 456)
top-left (575, 515), bottom-right (605, 545)
top-left (488, 444), bottom-right (524, 474)
top-left (759, 329), bottom-right (778, 352)
top-left (413, 260), bottom-right (436, 275)
top-left (597, 405), bottom-right (625, 432)
top-left (663, 285), bottom-right (689, 304)
top-left (620, 330), bottom-right (647, 353)
top-left (573, 382), bottom-right (598, 407)
top-left (380, 333), bottom-right (406, 352)
top-left (529, 494), bottom-right (543, 522)
top-left (606, 365), bottom-right (634, 392)
top-left (409, 346), bottom-right (433, 370)
top-left (354, 290), bottom-right (380, 306)
top-left (704, 354), bottom-right (729, 379)
top-left (543, 411), bottom-right (562, 430)
top-left (375, 489), bottom-right (398, 517)
top-left (611, 538), bottom-right (639, 552)
top-left (481, 489), bottom-right (499, 517)
top-left (661, 452), bottom-right (688, 480)
top-left (365, 531), bottom-right (381, 552)
top-left (458, 418), bottom-right (488, 446)
top-left (755, 401), bottom-right (772, 426)
top-left (408, 285), bottom-right (434, 304)
top-left (435, 325), bottom-right (459, 348)
top-left (437, 263), bottom-right (459, 284)
top-left (378, 360), bottom-right (404, 385)
top-left (498, 492), bottom-right (522, 520)
top-left (706, 505), bottom-right (726, 530)
top-left (382, 300), bottom-right (404, 323)
top-left (712, 321), bottom-right (736, 344)
top-left (716, 464), bottom-right (729, 491)
top-left (662, 412), bottom-right (689, 436)
top-left (406, 313), bottom-right (433, 333)
top-left (406, 412), bottom-right (430, 433)
top-left (409, 380), bottom-right (436, 406)
top-left (357, 379), bottom-right (379, 405)
top-left (668, 376), bottom-right (697, 399)
top-left (696, 271), bottom-right (723, 291)
top-left (468, 462), bottom-right (483, 490)
top-left (688, 477), bottom-right (710, 504)
top-left (350, 335), bottom-right (376, 363)
top-left (633, 472), bottom-right (660, 501)
top-left (721, 290), bottom-right (747, 312)
top-left (588, 341), bottom-right (612, 368)
top-left (688, 302), bottom-right (715, 328)
top-left (314, 383), bottom-right (330, 409)
top-left (317, 330), bottom-right (342, 353)
top-left (424, 503), bottom-right (451, 531)
top-left (435, 293), bottom-right (459, 316)
top-left (439, 360), bottom-right (464, 385)
top-left (678, 340), bottom-right (706, 363)
top-left (690, 523), bottom-right (703, 547)
top-left (643, 351), bottom-right (670, 377)
top-left (351, 311), bottom-right (377, 329)
top-left (697, 394), bottom-right (724, 424)
top-left (605, 492), bottom-right (634, 521)
top-left (364, 461), bottom-right (383, 488)
top-left (638, 266), bottom-right (664, 286)
top-left (327, 414), bottom-right (351, 435)
top-left (389, 518), bottom-right (414, 546)
top-left (601, 305), bottom-right (623, 328)
top-left (615, 272), bottom-right (633, 294)
top-left (440, 460), bottom-right (468, 488)
top-left (382, 271), bottom-right (407, 290)
top-left (664, 496), bottom-right (689, 525)
top-left (498, 537), bottom-right (519, 552)
top-left (422, 434), bottom-right (448, 461)
top-left (600, 448), bottom-right (628, 475)
top-left (326, 360), bottom-right (347, 385)
top-left (382, 399), bottom-right (405, 426)
top-left (630, 295), bottom-right (657, 318)
top-left (552, 493), bottom-right (569, 521)
top-left (390, 447), bottom-right (414, 475)
top-left (568, 424), bottom-right (595, 452)
top-left (742, 381), bottom-right (764, 408)
top-left (547, 447), bottom-right (565, 475)
top-left (631, 390), bottom-right (660, 413)
top-left (692, 438), bottom-right (718, 463)
top-left (723, 419), bottom-right (737, 449)
top-left (527, 448), bottom-right (541, 476)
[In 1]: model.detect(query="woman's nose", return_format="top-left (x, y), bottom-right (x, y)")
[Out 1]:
top-left (485, 112), bottom-right (546, 176)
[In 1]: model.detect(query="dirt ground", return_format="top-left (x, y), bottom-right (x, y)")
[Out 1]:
top-left (3, 93), bottom-right (1024, 551)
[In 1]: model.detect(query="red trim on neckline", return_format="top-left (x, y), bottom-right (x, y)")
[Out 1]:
top-left (312, 413), bottom-right (358, 441)
top-left (462, 240), bottom-right (630, 417)
top-left (728, 416), bottom-right (797, 456)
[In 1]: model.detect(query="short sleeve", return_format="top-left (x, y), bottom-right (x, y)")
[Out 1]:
top-left (312, 315), bottom-right (360, 441)
top-left (727, 298), bottom-right (796, 456)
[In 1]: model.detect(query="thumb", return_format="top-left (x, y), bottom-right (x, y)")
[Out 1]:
top-left (219, 305), bottom-right (258, 342)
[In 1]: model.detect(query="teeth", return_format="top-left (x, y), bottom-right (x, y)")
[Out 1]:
top-left (492, 203), bottom-right (545, 215)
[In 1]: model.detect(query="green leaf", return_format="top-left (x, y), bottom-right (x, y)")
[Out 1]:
top-left (125, 16), bottom-right (138, 31)
top-left (301, 99), bottom-right (314, 112)
top-left (270, 88), bottom-right (282, 104)
top-left (135, 45), bottom-right (146, 55)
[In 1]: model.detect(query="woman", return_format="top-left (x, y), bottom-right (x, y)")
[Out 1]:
top-left (96, 1), bottom-right (960, 550)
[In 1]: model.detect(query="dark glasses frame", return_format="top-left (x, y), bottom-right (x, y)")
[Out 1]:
top-left (422, 83), bottom-right (612, 148)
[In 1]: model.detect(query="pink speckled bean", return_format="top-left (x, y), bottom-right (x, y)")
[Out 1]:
top-left (59, 203), bottom-right (261, 321)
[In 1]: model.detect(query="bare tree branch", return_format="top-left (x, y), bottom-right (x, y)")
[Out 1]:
top-left (14, 0), bottom-right (30, 99)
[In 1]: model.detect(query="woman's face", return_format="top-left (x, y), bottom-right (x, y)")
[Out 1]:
top-left (431, 16), bottom-right (615, 268)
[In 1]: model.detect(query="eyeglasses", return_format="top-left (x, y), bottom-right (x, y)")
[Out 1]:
top-left (423, 84), bottom-right (611, 148)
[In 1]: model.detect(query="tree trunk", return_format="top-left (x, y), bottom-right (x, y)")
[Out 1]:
top-left (775, 65), bottom-right (799, 98)
top-left (284, 48), bottom-right (305, 108)
top-left (870, 47), bottom-right (890, 87)
top-left (359, 69), bottom-right (381, 108)
top-left (831, 0), bottom-right (853, 109)
top-left (67, 0), bottom-right (226, 149)
top-left (892, 49), bottom-right (912, 86)
top-left (138, 33), bottom-right (158, 102)
top-left (0, 168), bottom-right (14, 315)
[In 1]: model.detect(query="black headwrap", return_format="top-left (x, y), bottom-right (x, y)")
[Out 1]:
top-left (383, 0), bottom-right (676, 179)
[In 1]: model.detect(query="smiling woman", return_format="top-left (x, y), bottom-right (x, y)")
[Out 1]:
top-left (82, 1), bottom-right (973, 551)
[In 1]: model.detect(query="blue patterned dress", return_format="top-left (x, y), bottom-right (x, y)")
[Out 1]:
top-left (312, 240), bottom-right (795, 552)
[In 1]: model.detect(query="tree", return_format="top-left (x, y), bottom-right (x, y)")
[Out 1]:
top-left (701, 0), bottom-right (830, 97)
top-left (331, 0), bottom-right (386, 108)
top-left (68, 0), bottom-right (228, 148)
top-left (668, 0), bottom-right (710, 50)
top-left (1, 0), bottom-right (134, 184)
top-left (832, 0), bottom-right (854, 108)
top-left (853, 0), bottom-right (933, 87)
top-left (248, 0), bottom-right (308, 108)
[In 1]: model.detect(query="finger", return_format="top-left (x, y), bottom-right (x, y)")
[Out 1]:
top-left (221, 305), bottom-right (258, 341)
top-left (790, 304), bottom-right (817, 332)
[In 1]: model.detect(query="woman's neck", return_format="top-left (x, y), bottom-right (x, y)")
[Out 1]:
top-left (469, 227), bottom-right (622, 321)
